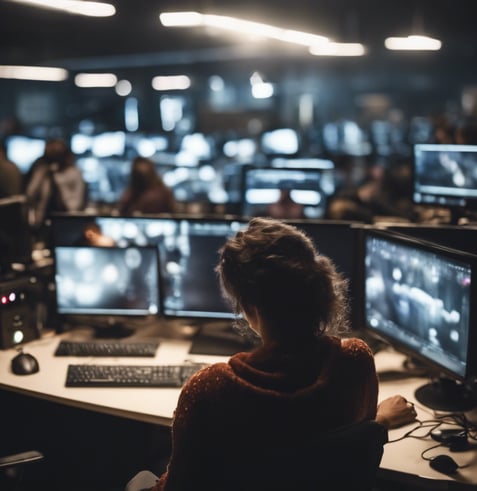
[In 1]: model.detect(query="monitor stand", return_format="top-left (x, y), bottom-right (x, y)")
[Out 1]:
top-left (189, 321), bottom-right (259, 356)
top-left (93, 318), bottom-right (135, 339)
top-left (414, 377), bottom-right (477, 412)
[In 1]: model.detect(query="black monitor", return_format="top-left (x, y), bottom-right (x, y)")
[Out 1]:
top-left (363, 228), bottom-right (477, 411)
top-left (285, 219), bottom-right (363, 330)
top-left (0, 195), bottom-right (33, 277)
top-left (412, 143), bottom-right (477, 222)
top-left (53, 245), bottom-right (161, 338)
top-left (241, 166), bottom-right (334, 219)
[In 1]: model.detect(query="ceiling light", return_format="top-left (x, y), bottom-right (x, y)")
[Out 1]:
top-left (152, 75), bottom-right (191, 91)
top-left (75, 73), bottom-right (118, 87)
top-left (309, 42), bottom-right (366, 57)
top-left (0, 65), bottom-right (68, 81)
top-left (7, 0), bottom-right (116, 17)
top-left (384, 35), bottom-right (442, 51)
top-left (160, 11), bottom-right (329, 48)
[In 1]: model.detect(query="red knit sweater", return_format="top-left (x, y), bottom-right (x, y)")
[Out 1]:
top-left (153, 335), bottom-right (379, 491)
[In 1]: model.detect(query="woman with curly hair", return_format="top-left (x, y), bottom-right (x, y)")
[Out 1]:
top-left (133, 217), bottom-right (416, 491)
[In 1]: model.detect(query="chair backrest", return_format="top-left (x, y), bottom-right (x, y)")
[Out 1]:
top-left (214, 419), bottom-right (388, 491)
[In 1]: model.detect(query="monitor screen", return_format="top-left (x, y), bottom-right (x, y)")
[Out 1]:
top-left (5, 135), bottom-right (45, 173)
top-left (54, 245), bottom-right (160, 318)
top-left (413, 143), bottom-right (477, 215)
top-left (241, 166), bottom-right (334, 219)
top-left (261, 128), bottom-right (299, 156)
top-left (0, 195), bottom-right (33, 275)
top-left (363, 228), bottom-right (477, 411)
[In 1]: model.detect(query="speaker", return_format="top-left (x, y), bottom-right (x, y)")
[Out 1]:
top-left (0, 275), bottom-right (40, 349)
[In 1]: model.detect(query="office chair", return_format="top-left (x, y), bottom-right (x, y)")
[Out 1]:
top-left (125, 419), bottom-right (388, 491)
top-left (0, 450), bottom-right (44, 491)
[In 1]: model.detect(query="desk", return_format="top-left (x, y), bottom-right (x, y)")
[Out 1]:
top-left (1, 329), bottom-right (477, 489)
top-left (0, 323), bottom-right (226, 426)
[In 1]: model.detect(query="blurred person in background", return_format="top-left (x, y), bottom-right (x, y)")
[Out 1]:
top-left (25, 138), bottom-right (87, 241)
top-left (118, 156), bottom-right (176, 215)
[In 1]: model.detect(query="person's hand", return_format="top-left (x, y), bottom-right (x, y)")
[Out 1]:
top-left (376, 394), bottom-right (417, 429)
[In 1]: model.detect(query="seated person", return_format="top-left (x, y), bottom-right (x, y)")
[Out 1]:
top-left (143, 217), bottom-right (416, 491)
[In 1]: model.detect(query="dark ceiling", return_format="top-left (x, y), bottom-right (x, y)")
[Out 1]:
top-left (1, 0), bottom-right (476, 71)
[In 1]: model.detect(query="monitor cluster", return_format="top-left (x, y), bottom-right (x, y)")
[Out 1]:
top-left (4, 207), bottom-right (477, 411)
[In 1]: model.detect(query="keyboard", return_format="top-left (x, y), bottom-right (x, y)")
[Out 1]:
top-left (55, 340), bottom-right (159, 357)
top-left (65, 363), bottom-right (208, 388)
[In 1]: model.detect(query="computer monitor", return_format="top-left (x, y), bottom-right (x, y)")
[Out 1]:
top-left (53, 245), bottom-right (160, 338)
top-left (0, 195), bottom-right (33, 277)
top-left (412, 143), bottom-right (477, 222)
top-left (285, 219), bottom-right (363, 330)
top-left (260, 128), bottom-right (300, 156)
top-left (363, 228), bottom-right (477, 411)
top-left (241, 166), bottom-right (335, 219)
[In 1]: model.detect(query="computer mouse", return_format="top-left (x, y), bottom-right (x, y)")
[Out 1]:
top-left (11, 351), bottom-right (40, 375)
top-left (429, 454), bottom-right (459, 475)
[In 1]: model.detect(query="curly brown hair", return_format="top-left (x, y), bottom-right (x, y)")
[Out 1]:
top-left (216, 217), bottom-right (350, 341)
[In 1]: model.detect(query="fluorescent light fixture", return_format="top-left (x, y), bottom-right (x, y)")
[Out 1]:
top-left (309, 42), bottom-right (366, 57)
top-left (152, 75), bottom-right (191, 91)
top-left (160, 11), bottom-right (329, 48)
top-left (159, 11), bottom-right (203, 26)
top-left (7, 0), bottom-right (115, 17)
top-left (384, 35), bottom-right (442, 51)
top-left (0, 65), bottom-right (68, 81)
top-left (75, 73), bottom-right (118, 87)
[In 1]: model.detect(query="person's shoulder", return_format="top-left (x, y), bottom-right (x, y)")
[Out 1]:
top-left (340, 336), bottom-right (374, 360)
top-left (178, 362), bottom-right (234, 404)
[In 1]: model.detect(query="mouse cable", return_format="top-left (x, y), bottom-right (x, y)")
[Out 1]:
top-left (387, 416), bottom-right (470, 444)
top-left (387, 419), bottom-right (442, 443)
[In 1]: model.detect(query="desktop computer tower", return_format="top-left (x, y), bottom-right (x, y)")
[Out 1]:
top-left (0, 275), bottom-right (40, 349)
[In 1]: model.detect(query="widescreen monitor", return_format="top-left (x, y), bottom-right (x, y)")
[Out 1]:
top-left (54, 245), bottom-right (160, 337)
top-left (363, 228), bottom-right (477, 411)
top-left (241, 166), bottom-right (335, 219)
top-left (413, 144), bottom-right (477, 221)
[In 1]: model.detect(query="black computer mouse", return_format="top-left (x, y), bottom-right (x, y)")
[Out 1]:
top-left (429, 454), bottom-right (459, 475)
top-left (11, 351), bottom-right (40, 375)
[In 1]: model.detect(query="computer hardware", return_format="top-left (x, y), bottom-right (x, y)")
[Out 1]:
top-left (363, 228), bottom-right (477, 411)
top-left (54, 340), bottom-right (159, 357)
top-left (65, 363), bottom-right (208, 387)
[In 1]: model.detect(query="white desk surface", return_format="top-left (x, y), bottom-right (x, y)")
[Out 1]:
top-left (1, 328), bottom-right (477, 488)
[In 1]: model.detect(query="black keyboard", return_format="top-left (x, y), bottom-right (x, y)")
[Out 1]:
top-left (55, 341), bottom-right (159, 357)
top-left (65, 363), bottom-right (208, 388)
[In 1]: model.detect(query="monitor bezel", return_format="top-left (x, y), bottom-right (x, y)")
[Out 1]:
top-left (362, 227), bottom-right (477, 382)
